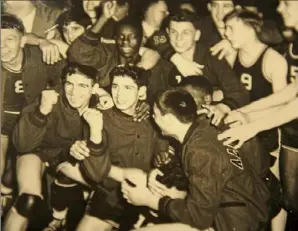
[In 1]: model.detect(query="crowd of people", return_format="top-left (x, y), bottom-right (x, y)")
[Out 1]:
top-left (1, 0), bottom-right (297, 231)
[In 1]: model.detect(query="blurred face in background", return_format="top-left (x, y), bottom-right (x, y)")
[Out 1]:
top-left (208, 0), bottom-right (234, 30)
top-left (277, 0), bottom-right (298, 31)
top-left (144, 0), bottom-right (169, 29)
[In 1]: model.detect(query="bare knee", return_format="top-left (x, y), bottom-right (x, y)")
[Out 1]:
top-left (17, 154), bottom-right (44, 197)
top-left (76, 215), bottom-right (113, 231)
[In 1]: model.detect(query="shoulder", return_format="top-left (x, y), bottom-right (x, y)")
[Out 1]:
top-left (35, 2), bottom-right (62, 23)
top-left (263, 47), bottom-right (287, 77)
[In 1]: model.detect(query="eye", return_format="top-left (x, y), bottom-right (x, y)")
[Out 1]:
top-left (125, 86), bottom-right (132, 90)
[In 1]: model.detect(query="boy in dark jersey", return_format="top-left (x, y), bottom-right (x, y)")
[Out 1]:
top-left (219, 0), bottom-right (298, 221)
top-left (1, 13), bottom-right (64, 216)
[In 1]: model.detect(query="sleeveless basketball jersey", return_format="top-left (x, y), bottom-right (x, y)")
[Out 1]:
top-left (234, 47), bottom-right (279, 153)
top-left (2, 67), bottom-right (25, 112)
top-left (234, 47), bottom-right (272, 102)
top-left (282, 39), bottom-right (298, 148)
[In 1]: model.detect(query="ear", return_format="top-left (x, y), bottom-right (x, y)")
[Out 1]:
top-left (138, 86), bottom-right (147, 101)
top-left (166, 27), bottom-right (169, 35)
top-left (207, 3), bottom-right (211, 12)
top-left (20, 36), bottom-right (26, 48)
top-left (195, 29), bottom-right (201, 41)
top-left (166, 113), bottom-right (177, 125)
top-left (91, 83), bottom-right (100, 94)
top-left (204, 94), bottom-right (212, 105)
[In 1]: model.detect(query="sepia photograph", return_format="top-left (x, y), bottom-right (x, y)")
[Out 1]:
top-left (1, 0), bottom-right (298, 230)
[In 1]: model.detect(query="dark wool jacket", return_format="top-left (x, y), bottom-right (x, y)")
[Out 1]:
top-left (68, 30), bottom-right (138, 87)
top-left (85, 107), bottom-right (168, 187)
top-left (12, 91), bottom-right (111, 183)
top-left (149, 40), bottom-right (250, 109)
top-left (68, 30), bottom-right (169, 99)
top-left (159, 119), bottom-right (269, 231)
top-left (1, 45), bottom-right (64, 124)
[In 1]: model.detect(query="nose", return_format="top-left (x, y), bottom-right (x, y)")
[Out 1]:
top-left (176, 33), bottom-right (183, 41)
top-left (277, 2), bottom-right (283, 13)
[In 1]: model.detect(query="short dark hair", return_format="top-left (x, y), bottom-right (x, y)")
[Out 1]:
top-left (62, 63), bottom-right (99, 84)
top-left (1, 13), bottom-right (25, 34)
top-left (56, 9), bottom-right (91, 36)
top-left (179, 76), bottom-right (213, 105)
top-left (168, 9), bottom-right (200, 29)
top-left (224, 8), bottom-right (263, 33)
top-left (115, 16), bottom-right (143, 38)
top-left (109, 64), bottom-right (148, 87)
top-left (155, 88), bottom-right (197, 124)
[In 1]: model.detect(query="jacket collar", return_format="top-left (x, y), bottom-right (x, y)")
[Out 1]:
top-left (182, 119), bottom-right (199, 146)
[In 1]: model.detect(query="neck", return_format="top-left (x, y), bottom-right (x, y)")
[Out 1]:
top-left (121, 104), bottom-right (137, 116)
top-left (3, 50), bottom-right (24, 72)
top-left (239, 38), bottom-right (266, 56)
top-left (180, 45), bottom-right (196, 61)
top-left (144, 18), bottom-right (160, 31)
top-left (175, 123), bottom-right (192, 143)
top-left (78, 103), bottom-right (90, 116)
top-left (120, 54), bottom-right (139, 65)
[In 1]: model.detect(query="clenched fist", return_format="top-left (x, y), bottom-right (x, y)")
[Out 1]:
top-left (39, 90), bottom-right (59, 115)
top-left (83, 108), bottom-right (103, 130)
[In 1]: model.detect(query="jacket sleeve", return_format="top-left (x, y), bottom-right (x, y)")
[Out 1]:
top-left (47, 59), bottom-right (65, 86)
top-left (159, 143), bottom-right (224, 230)
top-left (68, 30), bottom-right (111, 70)
top-left (13, 102), bottom-right (49, 154)
top-left (80, 129), bottom-right (112, 184)
top-left (146, 29), bottom-right (176, 61)
top-left (204, 53), bottom-right (250, 109)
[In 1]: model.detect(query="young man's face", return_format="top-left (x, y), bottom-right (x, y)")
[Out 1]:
top-left (208, 0), bottom-right (234, 30)
top-left (277, 0), bottom-right (298, 30)
top-left (167, 21), bottom-right (200, 54)
top-left (145, 0), bottom-right (169, 29)
top-left (62, 22), bottom-right (86, 45)
top-left (152, 104), bottom-right (172, 136)
top-left (64, 73), bottom-right (94, 109)
top-left (116, 24), bottom-right (142, 59)
top-left (224, 17), bottom-right (252, 49)
top-left (1, 28), bottom-right (23, 64)
top-left (111, 75), bottom-right (143, 115)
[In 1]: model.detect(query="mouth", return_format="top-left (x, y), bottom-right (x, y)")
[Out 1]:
top-left (120, 47), bottom-right (133, 53)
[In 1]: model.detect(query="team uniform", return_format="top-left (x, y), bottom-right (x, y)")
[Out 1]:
top-left (282, 39), bottom-right (298, 150)
top-left (233, 47), bottom-right (279, 154)
top-left (1, 45), bottom-right (64, 137)
top-left (279, 39), bottom-right (298, 215)
top-left (158, 118), bottom-right (270, 231)
top-left (83, 107), bottom-right (169, 230)
top-left (1, 69), bottom-right (26, 136)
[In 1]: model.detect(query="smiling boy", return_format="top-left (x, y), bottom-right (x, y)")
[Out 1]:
top-left (75, 64), bottom-right (168, 231)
